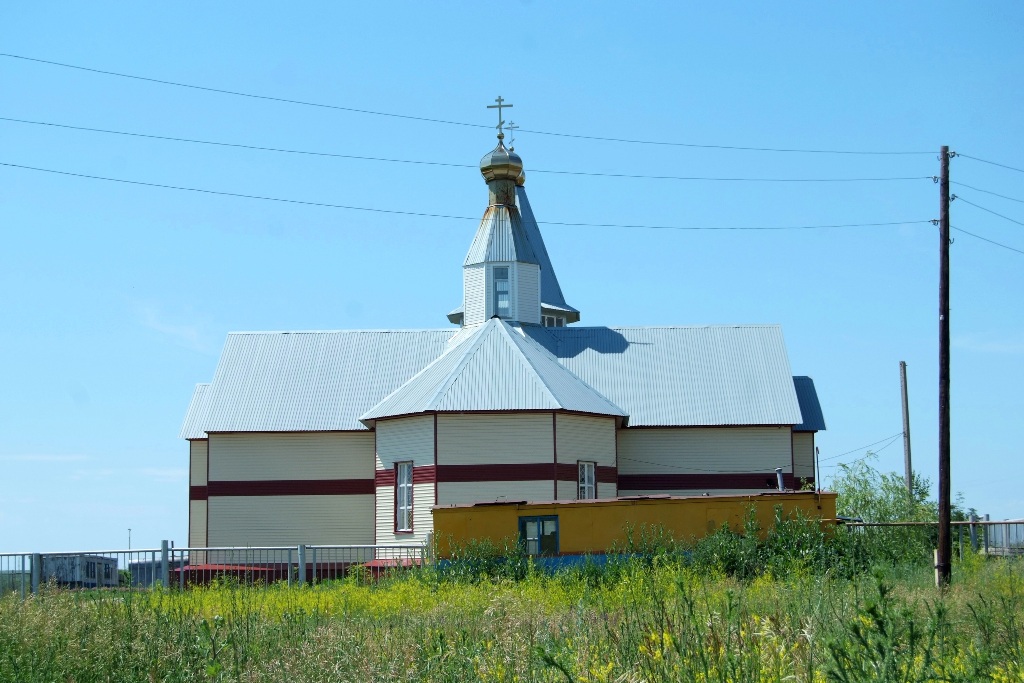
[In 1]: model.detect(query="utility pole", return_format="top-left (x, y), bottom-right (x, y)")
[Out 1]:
top-left (937, 146), bottom-right (952, 587)
top-left (900, 361), bottom-right (913, 497)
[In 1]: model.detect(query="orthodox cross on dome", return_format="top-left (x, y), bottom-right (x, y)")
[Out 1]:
top-left (506, 121), bottom-right (519, 150)
top-left (487, 96), bottom-right (513, 137)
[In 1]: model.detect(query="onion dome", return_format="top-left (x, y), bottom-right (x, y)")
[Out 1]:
top-left (479, 134), bottom-right (523, 182)
top-left (515, 169), bottom-right (526, 186)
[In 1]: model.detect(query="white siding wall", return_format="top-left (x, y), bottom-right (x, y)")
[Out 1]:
top-left (617, 427), bottom-right (793, 495)
top-left (598, 482), bottom-right (617, 499)
top-left (438, 480), bottom-right (554, 506)
top-left (557, 414), bottom-right (616, 469)
top-left (557, 480), bottom-right (577, 500)
top-left (189, 500), bottom-right (207, 547)
top-left (463, 265), bottom-right (487, 326)
top-left (793, 432), bottom-right (815, 480)
top-left (207, 495), bottom-right (373, 546)
top-left (208, 432), bottom-right (373, 480)
top-left (617, 427), bottom-right (792, 475)
top-left (190, 440), bottom-right (208, 485)
top-left (375, 415), bottom-right (436, 544)
top-left (515, 263), bottom-right (541, 324)
top-left (375, 483), bottom-right (434, 545)
top-left (437, 413), bottom-right (553, 465)
top-left (376, 416), bottom-right (434, 469)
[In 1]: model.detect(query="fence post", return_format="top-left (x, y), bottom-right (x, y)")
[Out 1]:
top-left (30, 553), bottom-right (41, 594)
top-left (287, 548), bottom-right (293, 588)
top-left (984, 514), bottom-right (990, 554)
top-left (969, 514), bottom-right (978, 552)
top-left (160, 541), bottom-right (170, 589)
top-left (297, 545), bottom-right (306, 585)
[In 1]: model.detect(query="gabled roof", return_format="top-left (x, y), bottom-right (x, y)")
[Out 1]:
top-left (188, 330), bottom-right (453, 433)
top-left (179, 383), bottom-right (211, 439)
top-left (359, 318), bottom-right (626, 426)
top-left (792, 376), bottom-right (826, 432)
top-left (463, 205), bottom-right (538, 266)
top-left (523, 325), bottom-right (804, 428)
top-left (181, 323), bottom-right (814, 437)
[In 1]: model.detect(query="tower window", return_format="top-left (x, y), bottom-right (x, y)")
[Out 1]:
top-left (493, 267), bottom-right (510, 317)
top-left (543, 315), bottom-right (565, 327)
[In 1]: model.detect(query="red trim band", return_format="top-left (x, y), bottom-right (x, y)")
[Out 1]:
top-left (374, 463), bottom-right (618, 486)
top-left (206, 479), bottom-right (373, 497)
top-left (189, 485), bottom-right (208, 501)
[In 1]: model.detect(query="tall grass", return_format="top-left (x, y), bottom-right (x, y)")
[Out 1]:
top-left (1, 551), bottom-right (1021, 682)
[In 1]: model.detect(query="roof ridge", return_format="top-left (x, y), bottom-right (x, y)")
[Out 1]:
top-left (493, 322), bottom-right (561, 406)
top-left (422, 320), bottom-right (506, 410)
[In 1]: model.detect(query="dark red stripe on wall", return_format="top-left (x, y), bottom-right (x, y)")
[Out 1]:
top-left (189, 485), bottom-right (208, 501)
top-left (207, 479), bottom-right (374, 497)
top-left (375, 466), bottom-right (436, 487)
top-left (617, 472), bottom-right (799, 491)
top-left (597, 466), bottom-right (618, 484)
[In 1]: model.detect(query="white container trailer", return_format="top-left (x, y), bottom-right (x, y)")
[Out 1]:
top-left (41, 555), bottom-right (119, 588)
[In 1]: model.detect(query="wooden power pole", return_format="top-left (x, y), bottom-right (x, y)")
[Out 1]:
top-left (900, 361), bottom-right (913, 496)
top-left (937, 146), bottom-right (952, 587)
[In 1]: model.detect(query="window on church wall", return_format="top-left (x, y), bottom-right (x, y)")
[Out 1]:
top-left (493, 267), bottom-right (510, 317)
top-left (395, 462), bottom-right (413, 532)
top-left (543, 315), bottom-right (565, 328)
top-left (578, 461), bottom-right (596, 500)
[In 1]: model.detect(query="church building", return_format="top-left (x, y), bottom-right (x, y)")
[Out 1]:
top-left (180, 124), bottom-right (826, 549)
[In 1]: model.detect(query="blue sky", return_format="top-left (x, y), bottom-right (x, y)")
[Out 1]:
top-left (2, 2), bottom-right (1021, 551)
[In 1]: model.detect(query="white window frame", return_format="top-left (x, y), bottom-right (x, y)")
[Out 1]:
top-left (542, 315), bottom-right (565, 328)
top-left (578, 461), bottom-right (597, 500)
top-left (395, 461), bottom-right (414, 533)
top-left (493, 266), bottom-right (510, 318)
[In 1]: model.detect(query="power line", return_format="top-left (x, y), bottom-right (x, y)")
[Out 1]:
top-left (0, 160), bottom-right (934, 232)
top-left (818, 431), bottom-right (904, 463)
top-left (0, 116), bottom-right (934, 183)
top-left (958, 153), bottom-right (1024, 175)
top-left (0, 52), bottom-right (932, 156)
top-left (951, 182), bottom-right (1024, 205)
top-left (953, 195), bottom-right (1024, 228)
top-left (950, 224), bottom-right (1024, 256)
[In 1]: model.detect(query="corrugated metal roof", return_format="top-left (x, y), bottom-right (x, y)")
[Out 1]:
top-left (524, 325), bottom-right (804, 427)
top-left (184, 323), bottom-right (813, 435)
top-left (199, 330), bottom-right (454, 432)
top-left (359, 318), bottom-right (626, 424)
top-left (179, 383), bottom-right (211, 439)
top-left (792, 376), bottom-right (826, 432)
top-left (463, 205), bottom-right (539, 266)
top-left (516, 186), bottom-right (579, 320)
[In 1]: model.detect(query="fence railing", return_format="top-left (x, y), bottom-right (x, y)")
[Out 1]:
top-left (0, 541), bottom-right (428, 597)
top-left (839, 518), bottom-right (1024, 558)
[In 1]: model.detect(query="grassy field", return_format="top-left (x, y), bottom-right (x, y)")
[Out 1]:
top-left (1, 552), bottom-right (1022, 683)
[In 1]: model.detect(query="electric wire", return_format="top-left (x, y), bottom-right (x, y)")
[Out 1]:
top-left (0, 116), bottom-right (933, 183)
top-left (950, 225), bottom-right (1024, 256)
top-left (0, 52), bottom-right (933, 155)
top-left (950, 182), bottom-right (1024, 205)
top-left (0, 160), bottom-right (933, 232)
top-left (953, 195), bottom-right (1024, 228)
top-left (818, 431), bottom-right (904, 463)
top-left (958, 153), bottom-right (1024, 175)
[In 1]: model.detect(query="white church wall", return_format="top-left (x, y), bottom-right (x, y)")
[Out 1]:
top-left (190, 440), bottom-right (208, 485)
top-left (205, 432), bottom-right (374, 547)
top-left (793, 432), bottom-right (815, 481)
top-left (188, 440), bottom-right (208, 548)
top-left (514, 263), bottom-right (541, 324)
top-left (375, 415), bottom-right (435, 544)
top-left (463, 265), bottom-right (487, 325)
top-left (556, 414), bottom-right (617, 499)
top-left (556, 480), bottom-right (577, 500)
top-left (437, 413), bottom-right (553, 465)
top-left (208, 432), bottom-right (373, 481)
top-left (438, 480), bottom-right (554, 507)
top-left (207, 495), bottom-right (373, 547)
top-left (616, 426), bottom-right (793, 495)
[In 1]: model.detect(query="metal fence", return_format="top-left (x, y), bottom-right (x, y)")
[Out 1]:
top-left (0, 541), bottom-right (428, 597)
top-left (840, 518), bottom-right (1024, 558)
